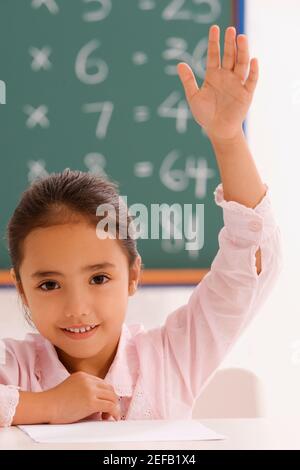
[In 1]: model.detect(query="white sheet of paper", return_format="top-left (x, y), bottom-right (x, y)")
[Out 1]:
top-left (18, 419), bottom-right (226, 443)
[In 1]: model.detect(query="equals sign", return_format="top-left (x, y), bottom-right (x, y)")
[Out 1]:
top-left (133, 106), bottom-right (150, 122)
top-left (134, 161), bottom-right (153, 178)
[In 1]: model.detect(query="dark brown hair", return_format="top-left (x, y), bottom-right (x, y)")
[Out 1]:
top-left (6, 167), bottom-right (140, 289)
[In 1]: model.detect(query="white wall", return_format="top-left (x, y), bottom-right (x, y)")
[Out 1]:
top-left (1, 0), bottom-right (299, 418)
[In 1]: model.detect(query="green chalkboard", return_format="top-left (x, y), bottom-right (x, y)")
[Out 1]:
top-left (0, 0), bottom-right (240, 276)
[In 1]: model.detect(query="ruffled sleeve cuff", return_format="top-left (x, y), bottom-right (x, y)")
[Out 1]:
top-left (214, 183), bottom-right (278, 244)
top-left (0, 384), bottom-right (20, 427)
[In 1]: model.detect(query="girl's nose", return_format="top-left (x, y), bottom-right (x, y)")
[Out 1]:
top-left (63, 292), bottom-right (92, 319)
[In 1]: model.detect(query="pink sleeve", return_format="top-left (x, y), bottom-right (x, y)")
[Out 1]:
top-left (0, 340), bottom-right (21, 427)
top-left (0, 385), bottom-right (20, 427)
top-left (135, 183), bottom-right (283, 418)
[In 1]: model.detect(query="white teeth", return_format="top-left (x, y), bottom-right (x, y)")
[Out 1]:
top-left (64, 325), bottom-right (96, 333)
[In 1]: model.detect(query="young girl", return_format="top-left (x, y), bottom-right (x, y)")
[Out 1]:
top-left (0, 25), bottom-right (282, 426)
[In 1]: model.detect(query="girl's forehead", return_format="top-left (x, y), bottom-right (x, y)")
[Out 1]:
top-left (25, 221), bottom-right (102, 240)
top-left (21, 224), bottom-right (126, 268)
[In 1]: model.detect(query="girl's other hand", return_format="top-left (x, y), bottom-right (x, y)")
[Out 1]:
top-left (45, 371), bottom-right (121, 424)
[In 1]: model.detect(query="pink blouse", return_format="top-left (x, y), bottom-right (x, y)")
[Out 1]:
top-left (0, 183), bottom-right (283, 426)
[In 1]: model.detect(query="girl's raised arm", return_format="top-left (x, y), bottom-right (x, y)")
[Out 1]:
top-left (132, 26), bottom-right (283, 419)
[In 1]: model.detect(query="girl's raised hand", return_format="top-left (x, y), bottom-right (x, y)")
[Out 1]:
top-left (177, 25), bottom-right (258, 141)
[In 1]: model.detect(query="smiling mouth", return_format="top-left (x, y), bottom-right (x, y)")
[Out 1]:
top-left (60, 324), bottom-right (100, 340)
top-left (62, 324), bottom-right (98, 333)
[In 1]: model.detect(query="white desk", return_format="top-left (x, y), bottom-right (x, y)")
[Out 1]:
top-left (0, 418), bottom-right (299, 450)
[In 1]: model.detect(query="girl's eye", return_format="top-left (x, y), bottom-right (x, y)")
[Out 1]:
top-left (90, 275), bottom-right (109, 285)
top-left (38, 281), bottom-right (59, 291)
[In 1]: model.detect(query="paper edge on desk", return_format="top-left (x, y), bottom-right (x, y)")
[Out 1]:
top-left (18, 419), bottom-right (227, 444)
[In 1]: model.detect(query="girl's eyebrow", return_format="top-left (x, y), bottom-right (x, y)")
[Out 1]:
top-left (30, 262), bottom-right (117, 279)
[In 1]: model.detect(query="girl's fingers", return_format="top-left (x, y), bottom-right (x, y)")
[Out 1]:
top-left (206, 24), bottom-right (220, 69)
top-left (177, 62), bottom-right (199, 101)
top-left (96, 384), bottom-right (119, 404)
top-left (222, 27), bottom-right (237, 70)
top-left (178, 26), bottom-right (257, 98)
top-left (102, 412), bottom-right (120, 421)
top-left (244, 57), bottom-right (259, 94)
top-left (234, 34), bottom-right (250, 81)
top-left (97, 398), bottom-right (121, 420)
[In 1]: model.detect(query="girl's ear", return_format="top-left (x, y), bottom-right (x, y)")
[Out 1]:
top-left (10, 268), bottom-right (16, 285)
top-left (128, 255), bottom-right (142, 296)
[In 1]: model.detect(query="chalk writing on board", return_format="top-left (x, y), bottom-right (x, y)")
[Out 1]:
top-left (82, 102), bottom-right (114, 139)
top-left (134, 162), bottom-right (154, 178)
top-left (163, 37), bottom-right (208, 80)
top-left (160, 151), bottom-right (215, 198)
top-left (75, 40), bottom-right (108, 85)
top-left (24, 105), bottom-right (50, 129)
top-left (28, 160), bottom-right (49, 183)
top-left (29, 47), bottom-right (52, 72)
top-left (82, 0), bottom-right (112, 23)
top-left (84, 153), bottom-right (107, 177)
top-left (31, 0), bottom-right (59, 15)
top-left (158, 91), bottom-right (192, 133)
top-left (27, 154), bottom-right (110, 183)
top-left (162, 0), bottom-right (221, 23)
top-left (0, 80), bottom-right (6, 105)
top-left (132, 52), bottom-right (148, 65)
top-left (134, 106), bottom-right (151, 123)
top-left (138, 0), bottom-right (156, 11)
